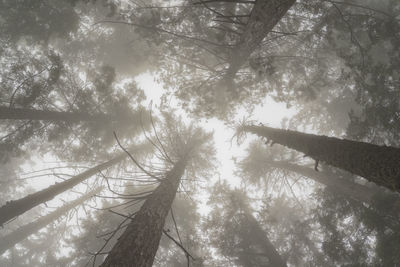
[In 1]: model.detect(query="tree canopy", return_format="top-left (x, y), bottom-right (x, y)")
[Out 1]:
top-left (0, 0), bottom-right (399, 266)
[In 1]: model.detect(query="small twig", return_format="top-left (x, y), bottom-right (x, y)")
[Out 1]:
top-left (324, 0), bottom-right (395, 18)
top-left (93, 20), bottom-right (234, 48)
top-left (171, 207), bottom-right (183, 245)
top-left (149, 107), bottom-right (174, 164)
top-left (330, 1), bottom-right (365, 70)
top-left (91, 213), bottom-right (134, 267)
top-left (113, 131), bottom-right (162, 181)
top-left (163, 229), bottom-right (195, 261)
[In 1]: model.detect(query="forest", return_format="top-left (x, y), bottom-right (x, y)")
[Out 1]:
top-left (0, 0), bottom-right (399, 266)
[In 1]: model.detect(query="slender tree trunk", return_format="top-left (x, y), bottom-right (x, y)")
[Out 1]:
top-left (272, 161), bottom-right (400, 231)
top-left (242, 125), bottom-right (400, 193)
top-left (270, 161), bottom-right (376, 204)
top-left (230, 192), bottom-right (286, 267)
top-left (243, 201), bottom-right (323, 266)
top-left (222, 189), bottom-right (286, 266)
top-left (100, 158), bottom-right (187, 267)
top-left (241, 211), bottom-right (287, 267)
top-left (0, 106), bottom-right (108, 122)
top-left (0, 187), bottom-right (101, 255)
top-left (0, 153), bottom-right (127, 226)
top-left (225, 0), bottom-right (296, 79)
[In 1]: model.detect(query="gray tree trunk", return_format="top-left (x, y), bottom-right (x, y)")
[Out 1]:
top-left (244, 212), bottom-right (287, 267)
top-left (225, 0), bottom-right (296, 80)
top-left (0, 153), bottom-right (127, 226)
top-left (242, 125), bottom-right (400, 193)
top-left (100, 158), bottom-right (187, 267)
top-left (0, 187), bottom-right (101, 255)
top-left (270, 161), bottom-right (376, 204)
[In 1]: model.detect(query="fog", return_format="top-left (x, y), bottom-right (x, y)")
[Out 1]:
top-left (0, 0), bottom-right (399, 266)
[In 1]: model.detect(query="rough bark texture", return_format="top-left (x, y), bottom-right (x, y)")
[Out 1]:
top-left (0, 154), bottom-right (126, 226)
top-left (0, 187), bottom-right (101, 255)
top-left (100, 158), bottom-right (187, 267)
top-left (0, 106), bottom-right (109, 122)
top-left (225, 0), bottom-right (296, 79)
top-left (270, 161), bottom-right (376, 204)
top-left (243, 125), bottom-right (400, 193)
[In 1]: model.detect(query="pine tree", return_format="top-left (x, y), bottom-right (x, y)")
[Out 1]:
top-left (0, 187), bottom-right (101, 255)
top-left (240, 124), bottom-right (400, 193)
top-left (100, 158), bottom-right (188, 267)
top-left (100, 115), bottom-right (214, 266)
top-left (0, 148), bottom-right (140, 226)
top-left (225, 0), bottom-right (297, 80)
top-left (206, 183), bottom-right (287, 267)
top-left (268, 160), bottom-right (377, 204)
top-left (236, 208), bottom-right (287, 267)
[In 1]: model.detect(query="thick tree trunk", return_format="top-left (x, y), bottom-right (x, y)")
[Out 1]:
top-left (0, 187), bottom-right (101, 255)
top-left (225, 0), bottom-right (296, 79)
top-left (270, 161), bottom-right (376, 204)
top-left (242, 125), bottom-right (400, 193)
top-left (100, 158), bottom-right (187, 267)
top-left (0, 153), bottom-right (127, 226)
top-left (0, 106), bottom-right (108, 122)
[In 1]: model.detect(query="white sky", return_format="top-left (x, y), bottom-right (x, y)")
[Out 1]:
top-left (135, 73), bottom-right (297, 214)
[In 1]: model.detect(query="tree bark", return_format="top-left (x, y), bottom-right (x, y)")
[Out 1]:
top-left (242, 125), bottom-right (400, 193)
top-left (0, 187), bottom-right (101, 255)
top-left (0, 106), bottom-right (108, 122)
top-left (100, 158), bottom-right (187, 267)
top-left (225, 0), bottom-right (296, 79)
top-left (0, 153), bottom-right (127, 226)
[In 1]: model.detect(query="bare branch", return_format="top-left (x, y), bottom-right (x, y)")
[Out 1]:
top-left (113, 131), bottom-right (162, 181)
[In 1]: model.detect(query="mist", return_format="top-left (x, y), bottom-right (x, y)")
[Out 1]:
top-left (0, 0), bottom-right (399, 266)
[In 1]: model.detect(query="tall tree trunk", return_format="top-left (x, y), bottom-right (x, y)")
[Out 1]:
top-left (0, 106), bottom-right (108, 122)
top-left (242, 125), bottom-right (400, 193)
top-left (0, 187), bottom-right (101, 255)
top-left (243, 212), bottom-right (287, 267)
top-left (225, 0), bottom-right (296, 79)
top-left (240, 199), bottom-right (323, 266)
top-left (271, 161), bottom-right (400, 231)
top-left (0, 153), bottom-right (127, 226)
top-left (270, 161), bottom-right (376, 204)
top-left (100, 158), bottom-right (187, 267)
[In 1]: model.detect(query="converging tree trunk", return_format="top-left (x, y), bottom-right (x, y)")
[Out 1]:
top-left (226, 191), bottom-right (287, 267)
top-left (271, 161), bottom-right (400, 231)
top-left (0, 153), bottom-right (127, 226)
top-left (0, 106), bottom-right (109, 122)
top-left (225, 0), bottom-right (296, 79)
top-left (0, 187), bottom-right (101, 255)
top-left (242, 211), bottom-right (287, 267)
top-left (270, 161), bottom-right (377, 204)
top-left (241, 125), bottom-right (400, 193)
top-left (100, 157), bottom-right (187, 267)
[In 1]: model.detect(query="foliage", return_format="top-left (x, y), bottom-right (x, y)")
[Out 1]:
top-left (1, 0), bottom-right (399, 266)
